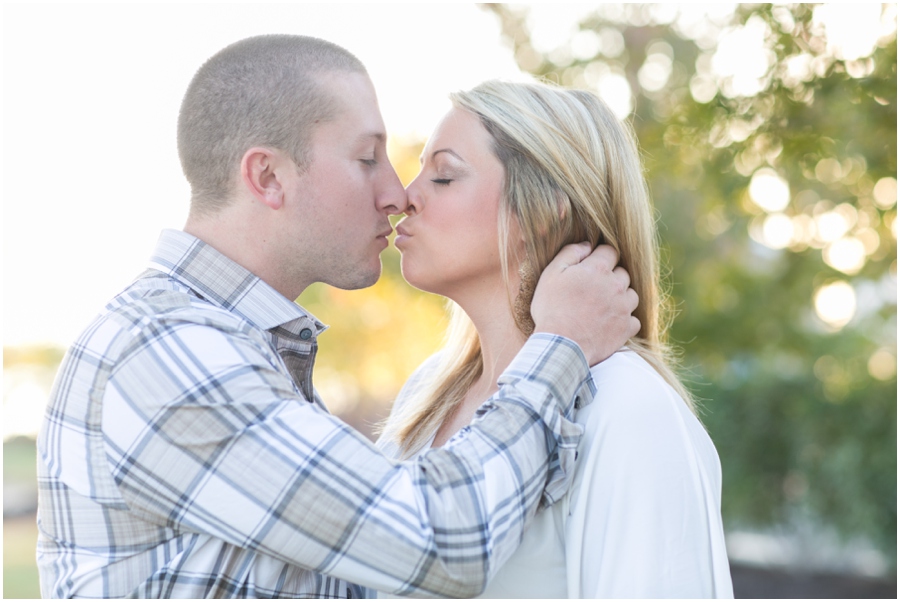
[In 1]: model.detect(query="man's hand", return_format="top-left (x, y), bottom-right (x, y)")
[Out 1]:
top-left (531, 242), bottom-right (640, 366)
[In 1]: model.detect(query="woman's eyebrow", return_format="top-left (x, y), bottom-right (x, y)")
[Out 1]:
top-left (419, 148), bottom-right (465, 165)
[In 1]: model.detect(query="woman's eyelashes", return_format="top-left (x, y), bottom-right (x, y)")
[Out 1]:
top-left (360, 158), bottom-right (377, 167)
top-left (430, 165), bottom-right (460, 186)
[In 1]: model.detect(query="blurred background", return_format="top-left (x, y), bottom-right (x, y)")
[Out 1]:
top-left (3, 3), bottom-right (896, 598)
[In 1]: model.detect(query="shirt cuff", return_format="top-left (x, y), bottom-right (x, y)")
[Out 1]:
top-left (493, 333), bottom-right (597, 506)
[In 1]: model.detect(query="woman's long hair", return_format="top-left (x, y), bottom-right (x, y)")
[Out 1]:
top-left (383, 80), bottom-right (695, 457)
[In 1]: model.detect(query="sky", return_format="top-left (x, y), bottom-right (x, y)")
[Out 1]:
top-left (2, 2), bottom-right (549, 348)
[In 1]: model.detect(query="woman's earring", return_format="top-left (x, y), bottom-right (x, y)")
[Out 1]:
top-left (513, 260), bottom-right (537, 335)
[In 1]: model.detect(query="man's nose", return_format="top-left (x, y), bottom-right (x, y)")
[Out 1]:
top-left (377, 164), bottom-right (410, 215)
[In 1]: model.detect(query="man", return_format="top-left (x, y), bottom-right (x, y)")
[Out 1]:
top-left (36, 35), bottom-right (639, 598)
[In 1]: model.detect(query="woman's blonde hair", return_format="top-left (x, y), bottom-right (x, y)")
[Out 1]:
top-left (384, 79), bottom-right (694, 457)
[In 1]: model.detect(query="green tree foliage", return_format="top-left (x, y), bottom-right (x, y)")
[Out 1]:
top-left (486, 3), bottom-right (897, 563)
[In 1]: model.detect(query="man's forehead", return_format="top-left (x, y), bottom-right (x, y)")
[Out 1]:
top-left (316, 70), bottom-right (377, 107)
top-left (315, 72), bottom-right (386, 139)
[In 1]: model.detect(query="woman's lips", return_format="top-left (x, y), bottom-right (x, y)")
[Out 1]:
top-left (394, 225), bottom-right (411, 249)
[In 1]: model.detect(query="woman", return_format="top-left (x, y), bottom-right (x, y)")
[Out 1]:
top-left (377, 80), bottom-right (733, 598)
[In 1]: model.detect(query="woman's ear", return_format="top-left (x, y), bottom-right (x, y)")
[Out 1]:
top-left (556, 196), bottom-right (569, 222)
top-left (506, 211), bottom-right (528, 252)
top-left (240, 147), bottom-right (285, 210)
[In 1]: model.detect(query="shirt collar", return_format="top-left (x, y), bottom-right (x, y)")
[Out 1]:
top-left (147, 229), bottom-right (326, 334)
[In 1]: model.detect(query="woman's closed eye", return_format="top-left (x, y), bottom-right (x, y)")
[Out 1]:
top-left (431, 178), bottom-right (452, 186)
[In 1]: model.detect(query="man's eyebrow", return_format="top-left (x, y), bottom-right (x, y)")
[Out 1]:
top-left (356, 131), bottom-right (386, 144)
top-left (419, 148), bottom-right (464, 165)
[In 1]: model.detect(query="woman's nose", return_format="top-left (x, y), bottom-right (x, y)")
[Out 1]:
top-left (404, 176), bottom-right (424, 216)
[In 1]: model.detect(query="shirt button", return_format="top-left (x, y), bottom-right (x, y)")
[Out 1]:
top-left (299, 328), bottom-right (313, 340)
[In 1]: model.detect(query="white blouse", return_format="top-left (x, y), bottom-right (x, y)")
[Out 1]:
top-left (377, 350), bottom-right (734, 598)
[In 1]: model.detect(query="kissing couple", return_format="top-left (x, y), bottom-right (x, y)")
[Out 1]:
top-left (37, 35), bottom-right (732, 599)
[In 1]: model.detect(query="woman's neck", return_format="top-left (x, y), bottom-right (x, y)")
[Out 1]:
top-left (472, 302), bottom-right (528, 392)
top-left (455, 271), bottom-right (529, 386)
top-left (431, 279), bottom-right (528, 448)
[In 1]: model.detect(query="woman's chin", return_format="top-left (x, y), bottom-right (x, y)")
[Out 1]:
top-left (400, 273), bottom-right (434, 295)
top-left (400, 264), bottom-right (444, 297)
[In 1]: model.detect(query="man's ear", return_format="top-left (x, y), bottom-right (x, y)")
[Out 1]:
top-left (240, 147), bottom-right (285, 210)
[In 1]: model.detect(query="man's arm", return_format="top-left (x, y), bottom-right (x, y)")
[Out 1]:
top-left (104, 323), bottom-right (589, 597)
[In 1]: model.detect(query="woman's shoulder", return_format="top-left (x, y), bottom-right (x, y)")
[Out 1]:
top-left (578, 350), bottom-right (715, 462)
top-left (585, 349), bottom-right (683, 417)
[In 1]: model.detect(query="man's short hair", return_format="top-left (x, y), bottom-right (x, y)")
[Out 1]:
top-left (178, 35), bottom-right (366, 214)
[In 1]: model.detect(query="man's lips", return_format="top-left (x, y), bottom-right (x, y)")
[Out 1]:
top-left (375, 227), bottom-right (393, 249)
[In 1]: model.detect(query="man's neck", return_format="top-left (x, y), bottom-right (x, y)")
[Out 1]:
top-left (184, 209), bottom-right (311, 301)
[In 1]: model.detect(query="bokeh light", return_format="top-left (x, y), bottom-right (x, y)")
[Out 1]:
top-left (856, 227), bottom-right (882, 256)
top-left (570, 30), bottom-right (601, 60)
top-left (814, 281), bottom-right (857, 328)
top-left (673, 3), bottom-right (737, 50)
top-left (527, 4), bottom-right (596, 54)
top-left (712, 16), bottom-right (775, 97)
top-left (868, 348), bottom-right (898, 381)
top-left (638, 41), bottom-right (674, 92)
top-left (815, 157), bottom-right (844, 184)
top-left (790, 214), bottom-right (816, 247)
top-left (597, 27), bottom-right (625, 57)
top-left (690, 72), bottom-right (718, 103)
top-left (873, 177), bottom-right (897, 209)
top-left (749, 168), bottom-right (791, 212)
top-left (814, 3), bottom-right (884, 61)
top-left (596, 71), bottom-right (634, 119)
top-left (815, 210), bottom-right (852, 243)
top-left (824, 237), bottom-right (867, 275)
top-left (761, 213), bottom-right (794, 249)
top-left (781, 52), bottom-right (815, 88)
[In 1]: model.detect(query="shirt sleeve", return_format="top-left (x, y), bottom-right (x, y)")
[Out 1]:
top-left (102, 314), bottom-right (592, 598)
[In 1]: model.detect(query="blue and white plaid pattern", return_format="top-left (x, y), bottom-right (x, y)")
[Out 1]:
top-left (36, 229), bottom-right (593, 598)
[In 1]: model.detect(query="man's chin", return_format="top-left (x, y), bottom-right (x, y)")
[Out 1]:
top-left (329, 262), bottom-right (382, 291)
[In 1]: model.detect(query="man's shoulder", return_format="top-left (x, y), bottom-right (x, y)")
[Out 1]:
top-left (80, 270), bottom-right (266, 360)
top-left (106, 270), bottom-right (247, 328)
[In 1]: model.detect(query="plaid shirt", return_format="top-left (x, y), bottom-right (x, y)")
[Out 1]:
top-left (37, 229), bottom-right (594, 598)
